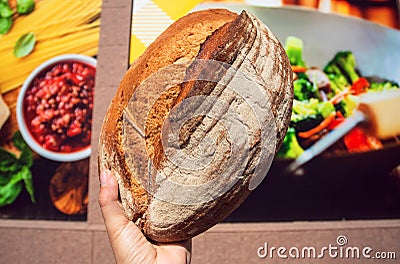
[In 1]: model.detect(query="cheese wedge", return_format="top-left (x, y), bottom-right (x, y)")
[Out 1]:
top-left (0, 94), bottom-right (10, 129)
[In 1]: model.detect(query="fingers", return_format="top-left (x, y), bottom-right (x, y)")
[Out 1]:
top-left (156, 240), bottom-right (192, 264)
top-left (155, 239), bottom-right (192, 255)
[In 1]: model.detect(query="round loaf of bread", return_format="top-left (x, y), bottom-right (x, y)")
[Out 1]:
top-left (99, 8), bottom-right (293, 242)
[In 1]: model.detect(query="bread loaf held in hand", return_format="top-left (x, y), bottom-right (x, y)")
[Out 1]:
top-left (99, 8), bottom-right (293, 242)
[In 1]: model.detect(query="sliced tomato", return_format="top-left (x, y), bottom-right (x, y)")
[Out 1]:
top-left (344, 127), bottom-right (370, 152)
top-left (343, 127), bottom-right (382, 153)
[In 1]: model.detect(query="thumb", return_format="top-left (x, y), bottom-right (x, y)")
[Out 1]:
top-left (99, 170), bottom-right (157, 263)
top-left (98, 170), bottom-right (130, 233)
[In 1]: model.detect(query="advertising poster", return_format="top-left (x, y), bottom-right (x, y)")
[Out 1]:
top-left (0, 0), bottom-right (398, 262)
top-left (130, 0), bottom-right (400, 223)
top-left (0, 0), bottom-right (101, 221)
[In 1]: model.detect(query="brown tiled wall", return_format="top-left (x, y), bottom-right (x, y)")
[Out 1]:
top-left (1, 0), bottom-right (399, 263)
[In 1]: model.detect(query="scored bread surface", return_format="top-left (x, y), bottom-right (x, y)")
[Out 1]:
top-left (99, 8), bottom-right (293, 242)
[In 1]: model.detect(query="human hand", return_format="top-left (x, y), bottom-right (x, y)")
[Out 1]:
top-left (99, 170), bottom-right (192, 264)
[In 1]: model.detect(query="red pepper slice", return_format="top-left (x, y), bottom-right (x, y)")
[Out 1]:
top-left (351, 77), bottom-right (370, 95)
top-left (327, 111), bottom-right (345, 130)
top-left (291, 65), bottom-right (307, 73)
top-left (298, 112), bottom-right (336, 138)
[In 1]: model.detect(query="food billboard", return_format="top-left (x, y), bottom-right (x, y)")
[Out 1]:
top-left (0, 0), bottom-right (101, 220)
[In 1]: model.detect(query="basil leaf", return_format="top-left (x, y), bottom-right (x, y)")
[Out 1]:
top-left (0, 3), bottom-right (13, 18)
top-left (14, 32), bottom-right (36, 58)
top-left (13, 132), bottom-right (33, 167)
top-left (16, 0), bottom-right (35, 15)
top-left (0, 162), bottom-right (19, 174)
top-left (13, 131), bottom-right (25, 150)
top-left (0, 147), bottom-right (18, 173)
top-left (0, 132), bottom-right (35, 206)
top-left (19, 149), bottom-right (32, 168)
top-left (0, 16), bottom-right (12, 35)
top-left (13, 131), bottom-right (29, 151)
top-left (21, 166), bottom-right (35, 203)
top-left (0, 172), bottom-right (23, 206)
top-left (0, 172), bottom-right (11, 185)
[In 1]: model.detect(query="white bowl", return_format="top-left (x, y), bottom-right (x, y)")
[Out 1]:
top-left (17, 54), bottom-right (97, 162)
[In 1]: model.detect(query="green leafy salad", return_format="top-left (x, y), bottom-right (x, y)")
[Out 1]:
top-left (277, 36), bottom-right (399, 159)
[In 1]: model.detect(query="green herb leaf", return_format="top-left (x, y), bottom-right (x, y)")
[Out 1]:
top-left (0, 16), bottom-right (12, 35)
top-left (0, 3), bottom-right (13, 18)
top-left (13, 131), bottom-right (33, 167)
top-left (0, 147), bottom-right (18, 173)
top-left (0, 170), bottom-right (12, 185)
top-left (14, 32), bottom-right (36, 58)
top-left (0, 132), bottom-right (35, 206)
top-left (0, 172), bottom-right (23, 206)
top-left (13, 131), bottom-right (29, 151)
top-left (16, 0), bottom-right (35, 15)
top-left (21, 166), bottom-right (35, 203)
top-left (0, 131), bottom-right (35, 207)
top-left (19, 150), bottom-right (32, 167)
